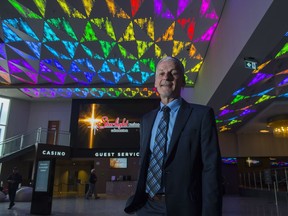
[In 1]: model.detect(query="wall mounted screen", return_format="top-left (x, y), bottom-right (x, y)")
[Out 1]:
top-left (70, 99), bottom-right (159, 150)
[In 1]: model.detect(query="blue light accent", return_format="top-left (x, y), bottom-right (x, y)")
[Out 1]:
top-left (2, 23), bottom-right (22, 42)
top-left (25, 41), bottom-right (41, 59)
top-left (62, 41), bottom-right (79, 58)
top-left (90, 88), bottom-right (105, 98)
top-left (18, 18), bottom-right (39, 41)
top-left (232, 87), bottom-right (245, 96)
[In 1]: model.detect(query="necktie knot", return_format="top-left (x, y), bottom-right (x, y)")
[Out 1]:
top-left (162, 106), bottom-right (170, 121)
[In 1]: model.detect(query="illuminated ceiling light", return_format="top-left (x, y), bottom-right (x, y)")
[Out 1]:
top-left (259, 129), bottom-right (269, 133)
top-left (267, 115), bottom-right (288, 138)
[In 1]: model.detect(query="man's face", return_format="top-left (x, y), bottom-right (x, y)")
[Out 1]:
top-left (154, 60), bottom-right (185, 99)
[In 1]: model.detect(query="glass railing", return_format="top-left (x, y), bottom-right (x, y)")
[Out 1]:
top-left (239, 167), bottom-right (288, 192)
top-left (0, 127), bottom-right (71, 158)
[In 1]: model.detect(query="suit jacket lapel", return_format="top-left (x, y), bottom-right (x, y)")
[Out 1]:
top-left (164, 100), bottom-right (193, 164)
top-left (140, 108), bottom-right (159, 164)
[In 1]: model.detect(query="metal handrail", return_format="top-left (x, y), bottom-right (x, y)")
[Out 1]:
top-left (0, 127), bottom-right (71, 158)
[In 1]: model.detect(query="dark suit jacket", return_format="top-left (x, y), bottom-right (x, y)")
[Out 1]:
top-left (125, 100), bottom-right (222, 216)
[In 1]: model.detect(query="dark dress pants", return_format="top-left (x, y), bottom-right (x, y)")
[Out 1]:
top-left (136, 197), bottom-right (167, 216)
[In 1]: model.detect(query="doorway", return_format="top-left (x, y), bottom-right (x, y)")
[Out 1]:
top-left (46, 121), bottom-right (60, 145)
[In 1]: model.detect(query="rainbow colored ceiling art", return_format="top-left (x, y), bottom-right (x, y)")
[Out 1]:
top-left (0, 0), bottom-right (224, 98)
top-left (216, 33), bottom-right (288, 132)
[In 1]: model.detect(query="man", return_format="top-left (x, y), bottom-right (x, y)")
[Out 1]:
top-left (7, 167), bottom-right (22, 209)
top-left (85, 168), bottom-right (99, 199)
top-left (124, 56), bottom-right (222, 215)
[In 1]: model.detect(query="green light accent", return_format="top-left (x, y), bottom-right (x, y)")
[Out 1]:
top-left (154, 44), bottom-right (164, 58)
top-left (136, 41), bottom-right (153, 58)
top-left (47, 18), bottom-right (77, 41)
top-left (107, 88), bottom-right (122, 97)
top-left (140, 58), bottom-right (156, 72)
top-left (275, 43), bottom-right (288, 58)
top-left (184, 76), bottom-right (194, 86)
top-left (80, 21), bottom-right (98, 42)
top-left (91, 18), bottom-right (116, 41)
top-left (99, 40), bottom-right (116, 58)
top-left (228, 119), bottom-right (241, 126)
top-left (191, 61), bottom-right (202, 72)
top-left (122, 88), bottom-right (139, 98)
top-left (215, 119), bottom-right (223, 123)
top-left (33, 0), bottom-right (46, 17)
top-left (255, 95), bottom-right (276, 104)
top-left (117, 44), bottom-right (137, 60)
top-left (9, 0), bottom-right (42, 19)
top-left (43, 22), bottom-right (60, 42)
top-left (231, 95), bottom-right (249, 104)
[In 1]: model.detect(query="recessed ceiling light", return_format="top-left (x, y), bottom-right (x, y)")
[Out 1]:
top-left (260, 129), bottom-right (270, 133)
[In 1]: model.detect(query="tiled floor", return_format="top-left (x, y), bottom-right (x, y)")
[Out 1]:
top-left (1, 194), bottom-right (288, 216)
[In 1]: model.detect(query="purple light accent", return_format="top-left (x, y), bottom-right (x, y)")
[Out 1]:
top-left (0, 44), bottom-right (7, 59)
top-left (154, 0), bottom-right (174, 19)
top-left (240, 109), bottom-right (256, 117)
top-left (219, 109), bottom-right (233, 117)
top-left (205, 9), bottom-right (218, 19)
top-left (154, 0), bottom-right (162, 16)
top-left (200, 0), bottom-right (210, 17)
top-left (177, 0), bottom-right (191, 17)
top-left (248, 72), bottom-right (273, 86)
top-left (194, 23), bottom-right (217, 42)
top-left (54, 71), bottom-right (67, 84)
top-left (40, 61), bottom-right (52, 73)
top-left (278, 77), bottom-right (288, 86)
top-left (8, 60), bottom-right (23, 73)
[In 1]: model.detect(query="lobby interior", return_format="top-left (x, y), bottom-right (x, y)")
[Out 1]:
top-left (1, 0), bottom-right (288, 215)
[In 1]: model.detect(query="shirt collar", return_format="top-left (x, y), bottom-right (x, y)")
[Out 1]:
top-left (160, 97), bottom-right (182, 113)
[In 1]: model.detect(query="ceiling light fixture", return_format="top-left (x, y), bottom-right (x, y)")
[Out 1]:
top-left (267, 115), bottom-right (288, 138)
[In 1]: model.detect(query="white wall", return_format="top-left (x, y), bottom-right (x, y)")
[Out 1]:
top-left (6, 98), bottom-right (31, 137)
top-left (182, 0), bottom-right (273, 105)
top-left (5, 99), bottom-right (72, 138)
top-left (27, 101), bottom-right (72, 132)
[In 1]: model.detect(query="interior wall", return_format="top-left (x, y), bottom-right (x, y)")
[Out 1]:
top-left (237, 133), bottom-right (288, 157)
top-left (6, 98), bottom-right (31, 138)
top-left (27, 101), bottom-right (72, 132)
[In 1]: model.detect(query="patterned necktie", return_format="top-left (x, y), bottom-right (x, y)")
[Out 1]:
top-left (146, 106), bottom-right (170, 197)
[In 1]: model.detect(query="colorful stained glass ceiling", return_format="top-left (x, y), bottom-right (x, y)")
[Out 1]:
top-left (0, 0), bottom-right (225, 98)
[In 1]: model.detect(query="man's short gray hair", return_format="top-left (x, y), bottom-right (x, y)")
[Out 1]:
top-left (156, 56), bottom-right (185, 75)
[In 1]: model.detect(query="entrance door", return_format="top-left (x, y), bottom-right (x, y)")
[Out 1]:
top-left (46, 121), bottom-right (59, 145)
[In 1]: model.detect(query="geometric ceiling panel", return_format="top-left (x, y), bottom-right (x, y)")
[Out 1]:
top-left (216, 33), bottom-right (288, 132)
top-left (0, 0), bottom-right (225, 92)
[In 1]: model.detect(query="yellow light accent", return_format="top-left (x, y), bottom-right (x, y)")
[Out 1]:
top-left (136, 41), bottom-right (153, 58)
top-left (172, 41), bottom-right (184, 56)
top-left (259, 130), bottom-right (269, 133)
top-left (82, 0), bottom-right (94, 17)
top-left (118, 22), bottom-right (135, 42)
top-left (267, 115), bottom-right (288, 138)
top-left (106, 0), bottom-right (130, 18)
top-left (156, 22), bottom-right (175, 42)
top-left (252, 60), bottom-right (271, 74)
top-left (33, 0), bottom-right (46, 17)
top-left (134, 18), bottom-right (154, 40)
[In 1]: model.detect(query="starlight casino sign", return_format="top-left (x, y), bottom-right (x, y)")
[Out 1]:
top-left (70, 99), bottom-right (159, 150)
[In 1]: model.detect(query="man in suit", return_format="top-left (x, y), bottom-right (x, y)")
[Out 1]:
top-left (124, 56), bottom-right (222, 215)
